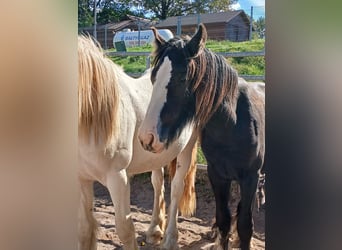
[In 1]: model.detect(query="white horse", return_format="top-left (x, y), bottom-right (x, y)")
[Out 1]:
top-left (78, 35), bottom-right (198, 250)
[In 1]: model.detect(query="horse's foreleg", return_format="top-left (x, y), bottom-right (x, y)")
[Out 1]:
top-left (207, 166), bottom-right (231, 250)
top-left (78, 178), bottom-right (97, 250)
top-left (146, 168), bottom-right (166, 244)
top-left (237, 171), bottom-right (258, 250)
top-left (161, 137), bottom-right (197, 250)
top-left (106, 169), bottom-right (138, 250)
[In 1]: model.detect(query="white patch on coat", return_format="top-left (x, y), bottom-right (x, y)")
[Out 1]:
top-left (138, 56), bottom-right (172, 149)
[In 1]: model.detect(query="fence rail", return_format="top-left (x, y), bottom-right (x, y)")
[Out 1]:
top-left (105, 50), bottom-right (265, 81)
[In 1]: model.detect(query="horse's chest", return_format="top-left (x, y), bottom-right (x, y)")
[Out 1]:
top-left (201, 116), bottom-right (259, 174)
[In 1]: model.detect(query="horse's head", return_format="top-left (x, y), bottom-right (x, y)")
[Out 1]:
top-left (138, 24), bottom-right (207, 153)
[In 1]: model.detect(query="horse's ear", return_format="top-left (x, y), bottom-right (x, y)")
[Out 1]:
top-left (151, 27), bottom-right (166, 48)
top-left (186, 23), bottom-right (207, 58)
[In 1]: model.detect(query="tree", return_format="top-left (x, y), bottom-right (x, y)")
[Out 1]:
top-left (78, 0), bottom-right (140, 27)
top-left (78, 0), bottom-right (93, 27)
top-left (78, 0), bottom-right (240, 28)
top-left (253, 16), bottom-right (265, 38)
top-left (194, 0), bottom-right (238, 14)
top-left (96, 1), bottom-right (134, 24)
top-left (125, 0), bottom-right (238, 20)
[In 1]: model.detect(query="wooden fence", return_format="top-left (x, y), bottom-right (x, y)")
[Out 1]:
top-left (105, 50), bottom-right (265, 81)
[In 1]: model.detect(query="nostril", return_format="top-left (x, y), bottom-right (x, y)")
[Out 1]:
top-left (139, 137), bottom-right (144, 148)
top-left (139, 132), bottom-right (155, 152)
top-left (147, 133), bottom-right (154, 148)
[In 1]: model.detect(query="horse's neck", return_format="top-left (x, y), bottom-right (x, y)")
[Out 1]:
top-left (111, 72), bottom-right (152, 145)
top-left (207, 78), bottom-right (262, 128)
top-left (202, 78), bottom-right (240, 128)
top-left (118, 72), bottom-right (152, 118)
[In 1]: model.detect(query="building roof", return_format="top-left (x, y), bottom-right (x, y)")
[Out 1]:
top-left (155, 10), bottom-right (248, 27)
top-left (80, 14), bottom-right (153, 32)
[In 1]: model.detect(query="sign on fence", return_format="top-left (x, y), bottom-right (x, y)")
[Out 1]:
top-left (114, 41), bottom-right (126, 52)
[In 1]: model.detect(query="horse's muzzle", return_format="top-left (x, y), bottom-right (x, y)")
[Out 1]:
top-left (138, 132), bottom-right (164, 153)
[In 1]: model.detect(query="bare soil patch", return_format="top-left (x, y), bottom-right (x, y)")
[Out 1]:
top-left (93, 170), bottom-right (265, 249)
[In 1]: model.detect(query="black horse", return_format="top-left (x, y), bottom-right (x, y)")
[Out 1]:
top-left (138, 24), bottom-right (265, 250)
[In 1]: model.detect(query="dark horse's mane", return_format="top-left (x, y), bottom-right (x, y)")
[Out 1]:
top-left (188, 47), bottom-right (239, 127)
top-left (152, 36), bottom-right (239, 128)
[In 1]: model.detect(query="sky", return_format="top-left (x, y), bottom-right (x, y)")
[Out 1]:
top-left (231, 0), bottom-right (265, 20)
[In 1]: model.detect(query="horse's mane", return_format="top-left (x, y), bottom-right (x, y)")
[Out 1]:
top-left (78, 35), bottom-right (120, 145)
top-left (188, 48), bottom-right (238, 127)
top-left (152, 37), bottom-right (239, 128)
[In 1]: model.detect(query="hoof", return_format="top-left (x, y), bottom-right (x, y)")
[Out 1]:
top-left (200, 242), bottom-right (216, 250)
top-left (146, 226), bottom-right (164, 245)
top-left (160, 235), bottom-right (179, 250)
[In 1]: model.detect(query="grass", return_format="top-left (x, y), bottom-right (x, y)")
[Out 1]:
top-left (206, 39), bottom-right (265, 52)
top-left (107, 39), bottom-right (265, 76)
top-left (197, 147), bottom-right (207, 165)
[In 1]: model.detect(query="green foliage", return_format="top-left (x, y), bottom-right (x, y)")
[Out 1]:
top-left (78, 0), bottom-right (93, 27)
top-left (109, 39), bottom-right (265, 76)
top-left (110, 55), bottom-right (148, 73)
top-left (78, 0), bottom-right (136, 28)
top-left (206, 0), bottom-right (238, 13)
top-left (197, 147), bottom-right (207, 165)
top-left (253, 16), bottom-right (265, 39)
top-left (146, 0), bottom-right (237, 18)
top-left (206, 39), bottom-right (265, 52)
top-left (230, 58), bottom-right (264, 75)
top-left (206, 39), bottom-right (265, 76)
top-left (79, 0), bottom-right (241, 28)
top-left (97, 1), bottom-right (134, 25)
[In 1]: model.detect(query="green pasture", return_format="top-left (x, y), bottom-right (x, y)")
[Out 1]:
top-left (107, 39), bottom-right (265, 76)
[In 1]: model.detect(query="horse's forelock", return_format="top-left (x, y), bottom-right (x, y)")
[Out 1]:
top-left (151, 36), bottom-right (188, 67)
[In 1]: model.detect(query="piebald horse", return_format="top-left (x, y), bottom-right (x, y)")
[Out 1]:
top-left (138, 24), bottom-right (265, 250)
top-left (78, 36), bottom-right (198, 250)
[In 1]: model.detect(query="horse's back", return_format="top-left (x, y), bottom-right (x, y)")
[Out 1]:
top-left (201, 78), bottom-right (265, 175)
top-left (236, 78), bottom-right (265, 168)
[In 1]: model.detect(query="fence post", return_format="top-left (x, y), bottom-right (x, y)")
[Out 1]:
top-left (249, 6), bottom-right (254, 41)
top-left (146, 56), bottom-right (151, 69)
top-left (104, 24), bottom-right (108, 49)
top-left (93, 0), bottom-right (97, 39)
top-left (177, 16), bottom-right (181, 36)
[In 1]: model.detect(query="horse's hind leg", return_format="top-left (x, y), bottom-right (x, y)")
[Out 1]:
top-left (237, 171), bottom-right (259, 250)
top-left (78, 178), bottom-right (97, 250)
top-left (106, 169), bottom-right (138, 250)
top-left (146, 168), bottom-right (166, 244)
top-left (207, 167), bottom-right (231, 250)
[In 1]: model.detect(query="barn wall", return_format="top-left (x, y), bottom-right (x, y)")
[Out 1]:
top-left (159, 24), bottom-right (227, 40)
top-left (226, 15), bottom-right (250, 41)
top-left (157, 16), bottom-right (250, 41)
top-left (79, 23), bottom-right (149, 49)
top-left (78, 28), bottom-right (114, 49)
top-left (205, 23), bottom-right (227, 40)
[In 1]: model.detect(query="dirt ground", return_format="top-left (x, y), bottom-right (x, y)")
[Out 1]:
top-left (93, 169), bottom-right (265, 250)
